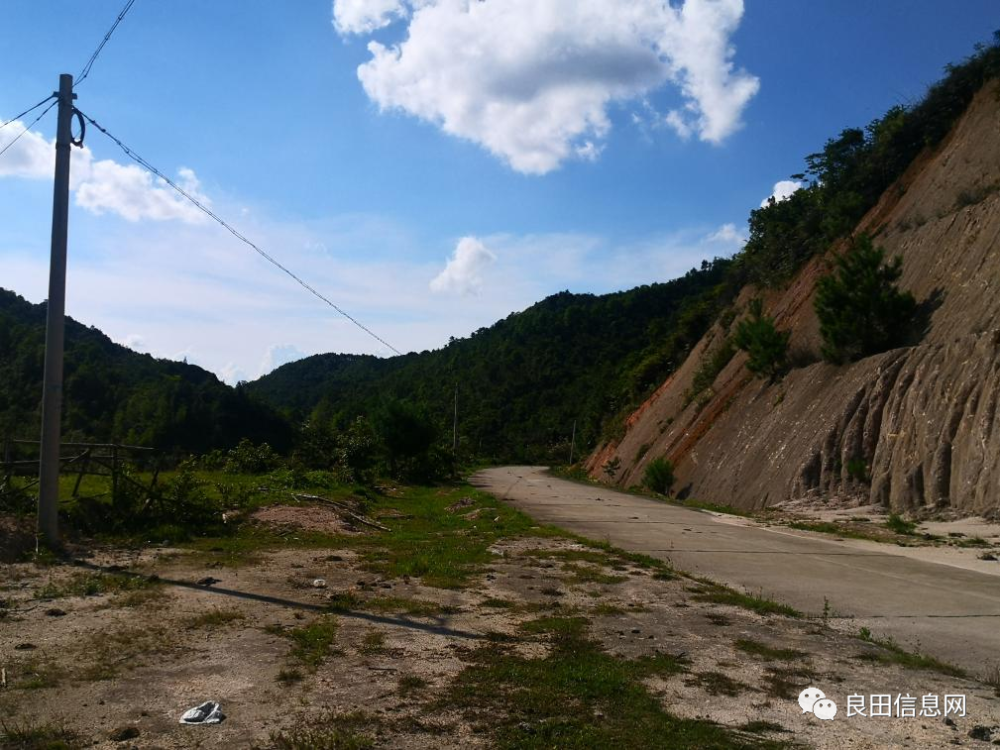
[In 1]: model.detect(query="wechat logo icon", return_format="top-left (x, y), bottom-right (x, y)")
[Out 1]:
top-left (799, 687), bottom-right (837, 720)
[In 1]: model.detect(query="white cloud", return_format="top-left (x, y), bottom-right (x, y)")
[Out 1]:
top-left (333, 0), bottom-right (407, 34)
top-left (430, 236), bottom-right (497, 295)
top-left (706, 222), bottom-right (747, 245)
top-left (259, 344), bottom-right (309, 377)
top-left (661, 0), bottom-right (760, 144)
top-left (220, 362), bottom-right (247, 385)
top-left (337, 0), bottom-right (758, 174)
top-left (0, 112), bottom-right (209, 223)
top-left (74, 160), bottom-right (209, 223)
top-left (760, 179), bottom-right (803, 208)
top-left (122, 333), bottom-right (147, 351)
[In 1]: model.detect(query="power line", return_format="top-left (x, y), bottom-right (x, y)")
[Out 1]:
top-left (0, 99), bottom-right (58, 161)
top-left (77, 109), bottom-right (404, 356)
top-left (0, 94), bottom-right (56, 134)
top-left (77, 0), bottom-right (138, 85)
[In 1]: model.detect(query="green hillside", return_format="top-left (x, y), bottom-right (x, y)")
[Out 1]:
top-left (0, 288), bottom-right (291, 452)
top-left (248, 259), bottom-right (734, 463)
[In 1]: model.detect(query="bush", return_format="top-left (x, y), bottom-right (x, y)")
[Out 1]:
top-left (732, 299), bottom-right (790, 380)
top-left (643, 457), bottom-right (675, 495)
top-left (814, 235), bottom-right (917, 364)
top-left (224, 438), bottom-right (281, 474)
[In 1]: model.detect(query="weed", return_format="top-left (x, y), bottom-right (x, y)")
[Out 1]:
top-left (34, 572), bottom-right (156, 600)
top-left (688, 579), bottom-right (802, 618)
top-left (285, 616), bottom-right (341, 669)
top-left (855, 629), bottom-right (965, 677)
top-left (277, 667), bottom-right (304, 684)
top-left (762, 666), bottom-right (815, 700)
top-left (481, 598), bottom-right (515, 609)
top-left (735, 638), bottom-right (806, 662)
top-left (0, 720), bottom-right (76, 749)
top-left (592, 603), bottom-right (627, 616)
top-left (885, 513), bottom-right (917, 535)
top-left (186, 608), bottom-right (245, 628)
top-left (687, 671), bottom-right (747, 697)
top-left (359, 630), bottom-right (386, 655)
top-left (398, 675), bottom-right (429, 696)
top-left (440, 616), bottom-right (763, 749)
top-left (561, 563), bottom-right (627, 586)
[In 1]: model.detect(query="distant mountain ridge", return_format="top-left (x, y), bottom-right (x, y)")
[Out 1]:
top-left (0, 288), bottom-right (291, 452)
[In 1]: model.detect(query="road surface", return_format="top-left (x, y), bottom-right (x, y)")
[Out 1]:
top-left (471, 466), bottom-right (1000, 675)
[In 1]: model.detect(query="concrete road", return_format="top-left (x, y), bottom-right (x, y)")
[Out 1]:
top-left (471, 466), bottom-right (1000, 676)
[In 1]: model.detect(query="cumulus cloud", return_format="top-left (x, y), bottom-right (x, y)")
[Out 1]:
top-left (334, 0), bottom-right (406, 34)
top-left (706, 222), bottom-right (747, 245)
top-left (430, 236), bottom-right (497, 295)
top-left (335, 0), bottom-right (758, 174)
top-left (122, 333), bottom-right (147, 351)
top-left (259, 344), bottom-right (309, 377)
top-left (74, 161), bottom-right (209, 223)
top-left (760, 179), bottom-right (803, 208)
top-left (0, 119), bottom-right (53, 178)
top-left (0, 112), bottom-right (209, 223)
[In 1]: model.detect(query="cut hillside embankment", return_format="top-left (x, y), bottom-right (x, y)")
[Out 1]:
top-left (587, 81), bottom-right (1000, 518)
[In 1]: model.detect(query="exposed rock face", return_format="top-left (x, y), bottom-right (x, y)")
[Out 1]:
top-left (587, 83), bottom-right (1000, 518)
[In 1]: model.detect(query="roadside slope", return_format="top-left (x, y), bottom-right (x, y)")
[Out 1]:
top-left (587, 81), bottom-right (1000, 518)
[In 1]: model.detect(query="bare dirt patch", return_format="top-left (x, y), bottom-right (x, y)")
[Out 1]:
top-left (2, 509), bottom-right (998, 749)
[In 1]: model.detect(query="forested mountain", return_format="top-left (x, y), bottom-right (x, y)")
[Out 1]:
top-left (0, 289), bottom-right (291, 452)
top-left (248, 259), bottom-right (734, 462)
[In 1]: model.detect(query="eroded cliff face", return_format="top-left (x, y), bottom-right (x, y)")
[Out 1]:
top-left (587, 82), bottom-right (1000, 518)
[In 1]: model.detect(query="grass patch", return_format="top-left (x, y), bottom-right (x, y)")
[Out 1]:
top-left (277, 667), bottom-right (304, 684)
top-left (441, 615), bottom-right (773, 749)
top-left (688, 579), bottom-right (802, 618)
top-left (562, 563), bottom-right (628, 586)
top-left (735, 638), bottom-right (807, 662)
top-left (279, 616), bottom-right (341, 669)
top-left (884, 513), bottom-right (917, 536)
top-left (329, 485), bottom-right (561, 588)
top-left (687, 671), bottom-right (747, 697)
top-left (185, 608), bottom-right (245, 628)
top-left (34, 571), bottom-right (157, 600)
top-left (481, 598), bottom-right (515, 609)
top-left (0, 720), bottom-right (76, 749)
top-left (741, 721), bottom-right (788, 735)
top-left (6, 660), bottom-right (64, 691)
top-left (364, 596), bottom-right (456, 617)
top-left (762, 666), bottom-right (815, 700)
top-left (855, 628), bottom-right (965, 677)
top-left (398, 675), bottom-right (429, 696)
top-left (269, 715), bottom-right (375, 750)
top-left (76, 626), bottom-right (175, 681)
top-left (785, 521), bottom-right (881, 541)
top-left (592, 603), bottom-right (627, 616)
top-left (359, 630), bottom-right (386, 655)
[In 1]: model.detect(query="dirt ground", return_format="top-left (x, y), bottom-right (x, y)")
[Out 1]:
top-left (2, 503), bottom-right (999, 749)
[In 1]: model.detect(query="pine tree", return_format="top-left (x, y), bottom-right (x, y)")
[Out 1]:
top-left (732, 298), bottom-right (789, 380)
top-left (814, 235), bottom-right (917, 364)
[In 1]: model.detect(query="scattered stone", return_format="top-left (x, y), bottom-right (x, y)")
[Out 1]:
top-left (110, 726), bottom-right (140, 742)
top-left (968, 725), bottom-right (996, 742)
top-left (446, 497), bottom-right (475, 512)
top-left (44, 608), bottom-right (66, 617)
top-left (945, 716), bottom-right (957, 728)
top-left (14, 643), bottom-right (36, 650)
top-left (312, 578), bottom-right (327, 589)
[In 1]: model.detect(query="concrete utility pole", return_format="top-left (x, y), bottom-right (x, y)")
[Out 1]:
top-left (569, 419), bottom-right (576, 465)
top-left (37, 74), bottom-right (76, 547)
top-left (452, 385), bottom-right (458, 454)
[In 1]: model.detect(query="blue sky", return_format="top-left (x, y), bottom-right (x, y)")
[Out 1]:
top-left (1, 0), bottom-right (996, 382)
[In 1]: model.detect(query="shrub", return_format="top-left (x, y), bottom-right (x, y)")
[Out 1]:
top-left (224, 438), bottom-right (281, 474)
top-left (814, 235), bottom-right (917, 364)
top-left (732, 299), bottom-right (789, 380)
top-left (643, 457), bottom-right (674, 495)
